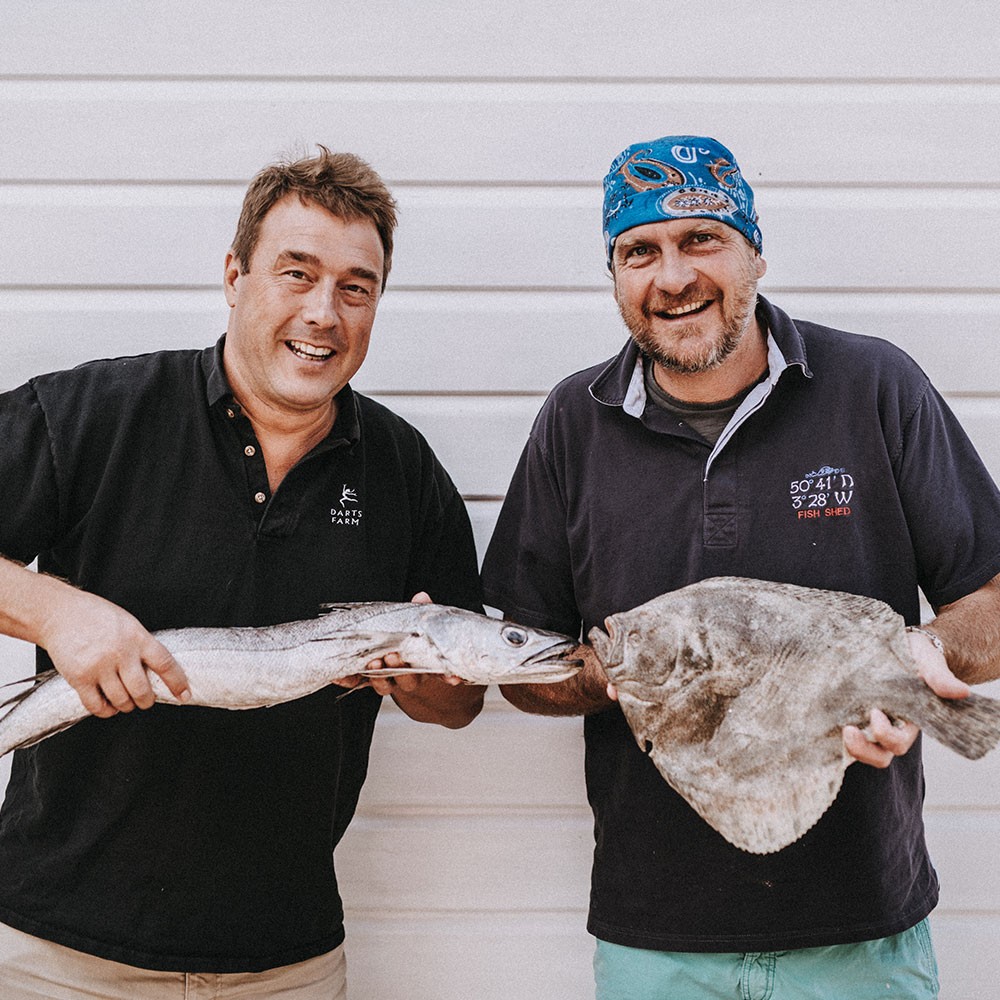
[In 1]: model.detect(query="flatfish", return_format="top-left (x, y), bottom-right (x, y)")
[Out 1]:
top-left (589, 577), bottom-right (1000, 854)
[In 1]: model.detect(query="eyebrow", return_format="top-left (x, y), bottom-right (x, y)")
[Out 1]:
top-left (274, 250), bottom-right (380, 284)
top-left (613, 234), bottom-right (650, 260)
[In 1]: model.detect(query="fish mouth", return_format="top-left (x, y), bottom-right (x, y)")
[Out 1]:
top-left (524, 638), bottom-right (582, 667)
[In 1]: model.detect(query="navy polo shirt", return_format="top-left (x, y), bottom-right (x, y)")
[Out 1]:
top-left (482, 296), bottom-right (1000, 951)
top-left (0, 338), bottom-right (483, 972)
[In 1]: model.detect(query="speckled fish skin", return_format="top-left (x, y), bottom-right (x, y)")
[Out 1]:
top-left (0, 602), bottom-right (581, 757)
top-left (589, 577), bottom-right (1000, 855)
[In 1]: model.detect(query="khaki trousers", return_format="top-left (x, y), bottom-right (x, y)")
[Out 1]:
top-left (0, 922), bottom-right (348, 999)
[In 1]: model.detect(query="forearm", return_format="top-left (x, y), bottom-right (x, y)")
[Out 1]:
top-left (0, 554), bottom-right (189, 713)
top-left (927, 573), bottom-right (1000, 685)
top-left (500, 643), bottom-right (613, 717)
top-left (391, 679), bottom-right (486, 729)
top-left (0, 555), bottom-right (77, 648)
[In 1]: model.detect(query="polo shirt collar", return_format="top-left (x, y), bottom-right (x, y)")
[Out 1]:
top-left (588, 295), bottom-right (812, 417)
top-left (201, 335), bottom-right (361, 449)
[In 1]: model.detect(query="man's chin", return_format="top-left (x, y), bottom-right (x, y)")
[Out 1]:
top-left (635, 330), bottom-right (740, 375)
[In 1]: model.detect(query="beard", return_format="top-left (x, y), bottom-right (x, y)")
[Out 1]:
top-left (617, 273), bottom-right (760, 376)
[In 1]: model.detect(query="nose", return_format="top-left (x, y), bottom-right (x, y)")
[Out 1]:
top-left (300, 281), bottom-right (339, 328)
top-left (651, 247), bottom-right (698, 296)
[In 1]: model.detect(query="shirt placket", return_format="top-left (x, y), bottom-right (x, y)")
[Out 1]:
top-left (222, 402), bottom-right (273, 523)
top-left (702, 446), bottom-right (740, 574)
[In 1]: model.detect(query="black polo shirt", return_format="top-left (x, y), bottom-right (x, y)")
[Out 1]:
top-left (482, 296), bottom-right (1000, 952)
top-left (0, 338), bottom-right (483, 972)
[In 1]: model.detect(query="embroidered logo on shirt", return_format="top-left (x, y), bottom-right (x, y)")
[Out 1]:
top-left (331, 485), bottom-right (363, 526)
top-left (790, 466), bottom-right (855, 520)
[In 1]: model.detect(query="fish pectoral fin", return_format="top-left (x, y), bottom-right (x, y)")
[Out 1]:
top-left (311, 630), bottom-right (425, 674)
top-left (334, 683), bottom-right (369, 702)
top-left (309, 629), bottom-right (415, 650)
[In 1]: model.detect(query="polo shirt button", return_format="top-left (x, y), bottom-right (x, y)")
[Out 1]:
top-left (254, 492), bottom-right (267, 504)
top-left (244, 445), bottom-right (256, 457)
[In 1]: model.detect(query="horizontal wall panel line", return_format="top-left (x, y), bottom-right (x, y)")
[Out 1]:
top-left (4, 285), bottom-right (1000, 298)
top-left (343, 910), bottom-right (588, 923)
top-left (9, 185), bottom-right (999, 206)
top-left (5, 3), bottom-right (999, 81)
top-left (5, 177), bottom-right (1000, 194)
top-left (355, 805), bottom-right (591, 819)
top-left (6, 74), bottom-right (1000, 86)
top-left (3, 287), bottom-right (997, 301)
top-left (4, 190), bottom-right (999, 290)
top-left (8, 79), bottom-right (998, 96)
top-left (3, 82), bottom-right (999, 184)
top-left (344, 906), bottom-right (588, 918)
top-left (932, 908), bottom-right (1000, 917)
top-left (926, 806), bottom-right (1000, 814)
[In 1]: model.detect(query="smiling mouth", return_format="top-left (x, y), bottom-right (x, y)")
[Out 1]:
top-left (286, 340), bottom-right (334, 361)
top-left (653, 299), bottom-right (713, 320)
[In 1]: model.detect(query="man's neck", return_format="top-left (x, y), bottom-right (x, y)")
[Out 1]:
top-left (235, 394), bottom-right (339, 492)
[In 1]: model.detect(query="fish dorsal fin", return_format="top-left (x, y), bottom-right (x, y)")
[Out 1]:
top-left (318, 602), bottom-right (411, 618)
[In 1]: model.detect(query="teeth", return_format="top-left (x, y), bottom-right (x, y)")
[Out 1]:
top-left (662, 300), bottom-right (710, 317)
top-left (287, 340), bottom-right (334, 360)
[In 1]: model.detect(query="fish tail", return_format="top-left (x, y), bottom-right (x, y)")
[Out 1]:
top-left (1, 670), bottom-right (84, 757)
top-left (918, 691), bottom-right (1000, 760)
top-left (886, 678), bottom-right (1000, 760)
top-left (0, 669), bottom-right (58, 710)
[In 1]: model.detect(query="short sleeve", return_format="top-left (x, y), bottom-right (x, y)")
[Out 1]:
top-left (0, 382), bottom-right (61, 562)
top-left (896, 381), bottom-right (1000, 607)
top-left (481, 422), bottom-right (581, 636)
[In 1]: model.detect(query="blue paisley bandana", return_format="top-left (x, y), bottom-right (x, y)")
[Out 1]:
top-left (602, 135), bottom-right (762, 266)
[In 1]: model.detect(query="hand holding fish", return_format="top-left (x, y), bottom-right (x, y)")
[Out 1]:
top-left (39, 588), bottom-right (192, 718)
top-left (346, 592), bottom-right (486, 729)
top-left (501, 641), bottom-right (614, 717)
top-left (0, 556), bottom-right (193, 721)
top-left (844, 628), bottom-right (971, 768)
top-left (344, 592), bottom-right (459, 692)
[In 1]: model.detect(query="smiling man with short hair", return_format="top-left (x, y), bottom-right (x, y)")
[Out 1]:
top-left (0, 147), bottom-right (484, 998)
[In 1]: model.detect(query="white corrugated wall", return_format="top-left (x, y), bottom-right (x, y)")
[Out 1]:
top-left (1, 3), bottom-right (998, 997)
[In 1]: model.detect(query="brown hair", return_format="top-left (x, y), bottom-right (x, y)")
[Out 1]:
top-left (231, 147), bottom-right (398, 289)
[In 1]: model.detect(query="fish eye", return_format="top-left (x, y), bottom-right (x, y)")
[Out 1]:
top-left (502, 626), bottom-right (529, 647)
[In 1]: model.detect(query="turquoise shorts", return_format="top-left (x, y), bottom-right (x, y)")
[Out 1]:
top-left (594, 919), bottom-right (939, 1000)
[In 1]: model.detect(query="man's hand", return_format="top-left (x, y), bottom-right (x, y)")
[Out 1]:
top-left (502, 642), bottom-right (613, 717)
top-left (41, 588), bottom-right (191, 717)
top-left (340, 592), bottom-right (484, 728)
top-left (843, 627), bottom-right (970, 768)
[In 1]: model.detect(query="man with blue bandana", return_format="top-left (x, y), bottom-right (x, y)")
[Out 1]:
top-left (481, 135), bottom-right (1000, 999)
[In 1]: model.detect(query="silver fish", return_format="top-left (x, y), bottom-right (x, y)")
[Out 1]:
top-left (0, 602), bottom-right (581, 757)
top-left (589, 577), bottom-right (1000, 855)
